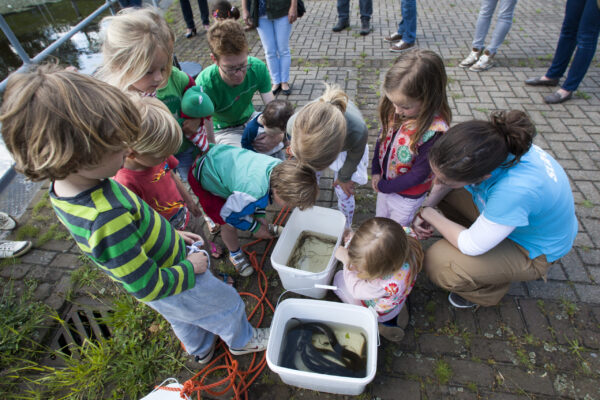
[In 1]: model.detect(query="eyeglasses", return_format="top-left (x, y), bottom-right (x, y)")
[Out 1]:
top-left (219, 63), bottom-right (250, 76)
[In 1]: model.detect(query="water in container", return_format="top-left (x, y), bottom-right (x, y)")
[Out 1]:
top-left (286, 231), bottom-right (337, 273)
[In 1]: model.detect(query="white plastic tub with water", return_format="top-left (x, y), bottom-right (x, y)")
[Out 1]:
top-left (270, 206), bottom-right (345, 299)
top-left (266, 298), bottom-right (378, 395)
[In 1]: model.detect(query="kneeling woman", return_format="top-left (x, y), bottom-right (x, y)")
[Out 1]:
top-left (413, 110), bottom-right (577, 308)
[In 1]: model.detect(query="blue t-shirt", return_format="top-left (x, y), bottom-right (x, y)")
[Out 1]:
top-left (465, 145), bottom-right (577, 262)
top-left (241, 113), bottom-right (263, 151)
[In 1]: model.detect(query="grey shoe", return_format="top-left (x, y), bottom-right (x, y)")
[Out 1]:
top-left (524, 77), bottom-right (559, 87)
top-left (448, 293), bottom-right (478, 309)
top-left (359, 18), bottom-right (372, 36)
top-left (332, 19), bottom-right (349, 32)
top-left (544, 90), bottom-right (573, 104)
top-left (378, 322), bottom-right (405, 342)
top-left (396, 303), bottom-right (410, 329)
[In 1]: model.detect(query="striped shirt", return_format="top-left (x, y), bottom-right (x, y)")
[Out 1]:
top-left (50, 179), bottom-right (195, 302)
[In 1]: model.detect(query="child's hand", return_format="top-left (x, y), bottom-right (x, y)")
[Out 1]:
top-left (334, 179), bottom-right (355, 197)
top-left (182, 118), bottom-right (203, 138)
top-left (254, 223), bottom-right (274, 239)
top-left (188, 251), bottom-right (208, 274)
top-left (177, 230), bottom-right (204, 245)
top-left (412, 214), bottom-right (434, 239)
top-left (335, 246), bottom-right (349, 264)
top-left (253, 132), bottom-right (283, 152)
top-left (371, 174), bottom-right (381, 192)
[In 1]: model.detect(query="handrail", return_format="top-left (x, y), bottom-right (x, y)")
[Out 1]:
top-left (0, 0), bottom-right (120, 93)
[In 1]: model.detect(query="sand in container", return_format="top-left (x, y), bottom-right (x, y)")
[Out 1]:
top-left (286, 231), bottom-right (337, 273)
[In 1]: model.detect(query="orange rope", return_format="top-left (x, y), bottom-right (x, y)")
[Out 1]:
top-left (157, 207), bottom-right (291, 400)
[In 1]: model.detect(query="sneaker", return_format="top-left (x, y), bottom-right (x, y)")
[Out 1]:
top-left (268, 224), bottom-right (283, 237)
top-left (448, 293), bottom-right (478, 309)
top-left (396, 303), bottom-right (410, 329)
top-left (469, 50), bottom-right (494, 72)
top-left (459, 48), bottom-right (482, 68)
top-left (0, 240), bottom-right (32, 259)
top-left (229, 327), bottom-right (270, 355)
top-left (229, 252), bottom-right (254, 277)
top-left (332, 19), bottom-right (349, 32)
top-left (194, 336), bottom-right (218, 364)
top-left (390, 40), bottom-right (415, 53)
top-left (359, 18), bottom-right (372, 36)
top-left (384, 32), bottom-right (402, 42)
top-left (378, 322), bottom-right (405, 342)
top-left (0, 212), bottom-right (16, 231)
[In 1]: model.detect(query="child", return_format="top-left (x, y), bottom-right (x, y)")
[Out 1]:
top-left (96, 7), bottom-right (214, 180)
top-left (333, 217), bottom-right (423, 342)
top-left (0, 66), bottom-right (269, 363)
top-left (287, 84), bottom-right (369, 229)
top-left (372, 49), bottom-right (451, 227)
top-left (114, 95), bottom-right (223, 258)
top-left (212, 0), bottom-right (241, 20)
top-left (241, 99), bottom-right (294, 160)
top-left (188, 145), bottom-right (318, 277)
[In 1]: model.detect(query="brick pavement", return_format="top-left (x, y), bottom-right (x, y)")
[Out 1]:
top-left (1, 0), bottom-right (599, 398)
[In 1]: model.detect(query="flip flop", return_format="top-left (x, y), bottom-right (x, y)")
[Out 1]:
top-left (210, 241), bottom-right (224, 259)
top-left (218, 273), bottom-right (235, 287)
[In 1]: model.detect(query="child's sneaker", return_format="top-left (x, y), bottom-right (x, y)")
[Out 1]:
top-left (268, 224), bottom-right (283, 237)
top-left (448, 292), bottom-right (478, 309)
top-left (194, 336), bottom-right (218, 365)
top-left (378, 321), bottom-right (405, 342)
top-left (229, 327), bottom-right (270, 355)
top-left (229, 252), bottom-right (254, 277)
top-left (459, 48), bottom-right (482, 68)
top-left (469, 50), bottom-right (495, 72)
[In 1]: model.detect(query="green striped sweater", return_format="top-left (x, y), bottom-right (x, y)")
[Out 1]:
top-left (50, 179), bottom-right (195, 302)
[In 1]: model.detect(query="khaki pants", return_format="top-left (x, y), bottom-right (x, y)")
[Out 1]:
top-left (424, 189), bottom-right (550, 307)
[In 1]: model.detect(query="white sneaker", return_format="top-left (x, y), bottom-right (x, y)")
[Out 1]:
top-left (194, 336), bottom-right (218, 364)
top-left (459, 49), bottom-right (482, 68)
top-left (229, 252), bottom-right (254, 277)
top-left (0, 240), bottom-right (32, 259)
top-left (469, 51), bottom-right (495, 72)
top-left (0, 212), bottom-right (16, 231)
top-left (229, 327), bottom-right (270, 355)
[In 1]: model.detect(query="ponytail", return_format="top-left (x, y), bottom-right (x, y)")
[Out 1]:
top-left (429, 110), bottom-right (536, 183)
top-left (319, 83), bottom-right (348, 114)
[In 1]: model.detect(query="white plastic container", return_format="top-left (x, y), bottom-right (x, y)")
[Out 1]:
top-left (270, 206), bottom-right (345, 298)
top-left (266, 299), bottom-right (378, 395)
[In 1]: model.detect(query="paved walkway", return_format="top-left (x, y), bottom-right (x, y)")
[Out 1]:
top-left (1, 0), bottom-right (599, 398)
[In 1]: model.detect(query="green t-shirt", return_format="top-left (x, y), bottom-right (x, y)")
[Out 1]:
top-left (196, 56), bottom-right (271, 131)
top-left (156, 67), bottom-right (195, 153)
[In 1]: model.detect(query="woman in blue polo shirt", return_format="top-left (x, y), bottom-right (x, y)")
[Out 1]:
top-left (413, 110), bottom-right (577, 308)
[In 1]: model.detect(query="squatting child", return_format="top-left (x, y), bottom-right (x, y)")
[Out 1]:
top-left (0, 66), bottom-right (269, 364)
top-left (241, 99), bottom-right (294, 160)
top-left (333, 217), bottom-right (423, 342)
top-left (188, 144), bottom-right (318, 276)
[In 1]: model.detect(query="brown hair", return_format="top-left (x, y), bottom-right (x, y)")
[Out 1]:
top-left (378, 49), bottom-right (452, 152)
top-left (129, 95), bottom-right (182, 157)
top-left (290, 84), bottom-right (348, 171)
top-left (212, 1), bottom-right (240, 20)
top-left (262, 99), bottom-right (295, 131)
top-left (347, 217), bottom-right (423, 282)
top-left (270, 160), bottom-right (318, 210)
top-left (429, 110), bottom-right (536, 182)
top-left (207, 19), bottom-right (248, 59)
top-left (96, 7), bottom-right (174, 92)
top-left (0, 64), bottom-right (140, 181)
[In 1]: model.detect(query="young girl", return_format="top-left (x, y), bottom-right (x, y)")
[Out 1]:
top-left (372, 49), bottom-right (452, 227)
top-left (96, 7), bottom-right (215, 181)
top-left (242, 99), bottom-right (294, 160)
top-left (287, 84), bottom-right (369, 229)
top-left (333, 217), bottom-right (423, 342)
top-left (212, 0), bottom-right (241, 20)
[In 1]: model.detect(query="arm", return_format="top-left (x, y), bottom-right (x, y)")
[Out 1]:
top-left (411, 182), bottom-right (453, 239)
top-left (342, 267), bottom-right (388, 300)
top-left (337, 128), bottom-right (368, 183)
top-left (260, 90), bottom-right (275, 105)
top-left (241, 0), bottom-right (251, 26)
top-left (288, 0), bottom-right (298, 23)
top-left (172, 171), bottom-right (202, 217)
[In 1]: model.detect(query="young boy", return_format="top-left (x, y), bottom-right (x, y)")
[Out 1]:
top-left (188, 144), bottom-right (318, 276)
top-left (0, 66), bottom-right (268, 363)
top-left (196, 20), bottom-right (278, 150)
top-left (113, 95), bottom-right (222, 257)
top-left (241, 99), bottom-right (294, 160)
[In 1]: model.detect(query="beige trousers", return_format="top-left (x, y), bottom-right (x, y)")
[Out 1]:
top-left (424, 189), bottom-right (550, 307)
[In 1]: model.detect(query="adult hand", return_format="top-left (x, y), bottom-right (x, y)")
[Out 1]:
top-left (371, 174), bottom-right (381, 192)
top-left (177, 230), bottom-right (204, 245)
top-left (187, 251), bottom-right (208, 274)
top-left (334, 179), bottom-right (355, 197)
top-left (253, 132), bottom-right (283, 152)
top-left (242, 8), bottom-right (251, 26)
top-left (182, 118), bottom-right (202, 139)
top-left (412, 212), bottom-right (434, 239)
top-left (254, 223), bottom-right (274, 240)
top-left (288, 6), bottom-right (298, 23)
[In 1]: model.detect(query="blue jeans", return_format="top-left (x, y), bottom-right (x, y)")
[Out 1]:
top-left (175, 147), bottom-right (196, 183)
top-left (472, 0), bottom-right (518, 55)
top-left (256, 16), bottom-right (292, 85)
top-left (180, 0), bottom-right (209, 28)
top-left (545, 0), bottom-right (600, 92)
top-left (147, 270), bottom-right (253, 357)
top-left (337, 0), bottom-right (373, 20)
top-left (396, 0), bottom-right (417, 44)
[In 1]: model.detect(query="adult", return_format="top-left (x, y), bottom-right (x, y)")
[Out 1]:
top-left (180, 0), bottom-right (210, 38)
top-left (459, 0), bottom-right (519, 72)
top-left (524, 0), bottom-right (600, 104)
top-left (413, 111), bottom-right (577, 308)
top-left (332, 0), bottom-right (373, 36)
top-left (242, 0), bottom-right (298, 95)
top-left (196, 20), bottom-right (275, 148)
top-left (384, 0), bottom-right (417, 52)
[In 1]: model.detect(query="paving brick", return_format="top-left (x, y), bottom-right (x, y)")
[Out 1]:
top-left (0, 263), bottom-right (30, 280)
top-left (470, 338), bottom-right (516, 364)
top-left (371, 376), bottom-right (420, 400)
top-left (519, 299), bottom-right (554, 342)
top-left (475, 307), bottom-right (502, 338)
top-left (20, 249), bottom-right (56, 266)
top-left (573, 284), bottom-right (600, 304)
top-left (494, 365), bottom-right (555, 396)
top-left (417, 333), bottom-right (467, 357)
top-left (392, 354), bottom-right (436, 377)
top-left (447, 359), bottom-right (494, 386)
top-left (498, 299), bottom-right (526, 336)
top-left (50, 253), bottom-right (82, 270)
top-left (525, 280), bottom-right (577, 302)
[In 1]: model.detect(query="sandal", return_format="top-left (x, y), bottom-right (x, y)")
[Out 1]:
top-left (209, 241), bottom-right (224, 259)
top-left (229, 252), bottom-right (254, 277)
top-left (218, 273), bottom-right (235, 287)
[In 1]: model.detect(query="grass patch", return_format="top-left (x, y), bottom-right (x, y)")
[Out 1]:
top-left (15, 224), bottom-right (40, 240)
top-left (433, 359), bottom-right (452, 384)
top-left (575, 90), bottom-right (591, 100)
top-left (582, 200), bottom-right (594, 208)
top-left (35, 223), bottom-right (70, 247)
